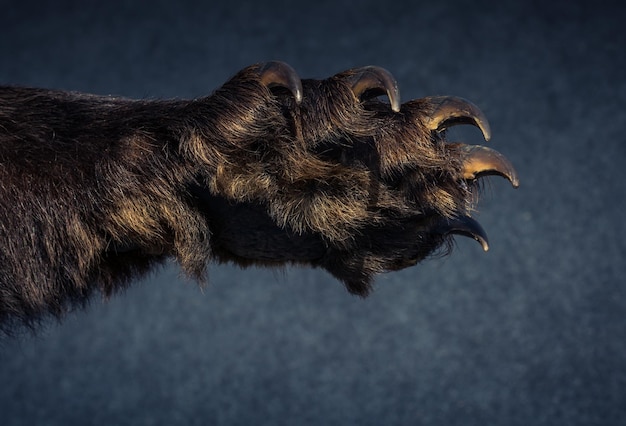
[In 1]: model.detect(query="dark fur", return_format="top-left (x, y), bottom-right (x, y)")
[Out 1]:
top-left (0, 64), bottom-right (480, 330)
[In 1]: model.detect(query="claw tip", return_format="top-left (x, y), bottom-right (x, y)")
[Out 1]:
top-left (294, 88), bottom-right (303, 105)
top-left (258, 61), bottom-right (303, 105)
top-left (347, 65), bottom-right (401, 113)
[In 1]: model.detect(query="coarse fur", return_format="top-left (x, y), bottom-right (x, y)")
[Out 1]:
top-left (0, 63), bottom-right (505, 331)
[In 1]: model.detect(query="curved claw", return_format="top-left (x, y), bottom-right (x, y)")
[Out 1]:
top-left (460, 145), bottom-right (520, 188)
top-left (435, 216), bottom-right (490, 252)
top-left (346, 66), bottom-right (401, 112)
top-left (258, 61), bottom-right (303, 104)
top-left (423, 96), bottom-right (491, 141)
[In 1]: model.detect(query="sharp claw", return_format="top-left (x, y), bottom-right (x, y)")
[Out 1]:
top-left (423, 96), bottom-right (491, 141)
top-left (257, 61), bottom-right (303, 104)
top-left (346, 66), bottom-right (401, 112)
top-left (435, 216), bottom-right (490, 252)
top-left (460, 145), bottom-right (520, 188)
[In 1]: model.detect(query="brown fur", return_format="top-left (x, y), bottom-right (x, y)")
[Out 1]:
top-left (0, 64), bottom-right (491, 331)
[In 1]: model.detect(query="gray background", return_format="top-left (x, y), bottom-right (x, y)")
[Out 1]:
top-left (1, 0), bottom-right (625, 425)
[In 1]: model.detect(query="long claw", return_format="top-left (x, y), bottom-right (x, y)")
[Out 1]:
top-left (423, 96), bottom-right (491, 141)
top-left (346, 66), bottom-right (401, 112)
top-left (435, 216), bottom-right (490, 252)
top-left (460, 145), bottom-right (520, 188)
top-left (258, 61), bottom-right (303, 104)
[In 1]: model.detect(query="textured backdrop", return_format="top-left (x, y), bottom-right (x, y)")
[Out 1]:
top-left (1, 0), bottom-right (625, 425)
